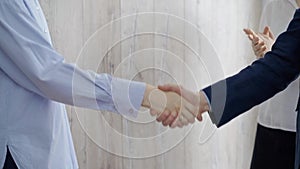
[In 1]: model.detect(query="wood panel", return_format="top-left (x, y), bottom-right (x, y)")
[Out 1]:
top-left (40, 0), bottom-right (261, 168)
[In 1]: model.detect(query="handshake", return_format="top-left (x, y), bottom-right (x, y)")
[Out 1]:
top-left (141, 84), bottom-right (211, 128)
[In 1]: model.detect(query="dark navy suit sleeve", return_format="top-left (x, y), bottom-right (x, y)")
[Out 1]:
top-left (203, 9), bottom-right (300, 127)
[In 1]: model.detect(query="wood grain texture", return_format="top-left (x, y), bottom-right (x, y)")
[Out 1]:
top-left (40, 0), bottom-right (261, 168)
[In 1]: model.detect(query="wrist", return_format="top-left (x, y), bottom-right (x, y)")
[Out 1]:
top-left (199, 91), bottom-right (210, 113)
top-left (142, 84), bottom-right (156, 108)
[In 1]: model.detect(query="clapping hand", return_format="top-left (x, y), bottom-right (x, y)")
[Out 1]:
top-left (243, 26), bottom-right (275, 58)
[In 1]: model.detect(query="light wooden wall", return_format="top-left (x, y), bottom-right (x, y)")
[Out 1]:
top-left (40, 0), bottom-right (262, 168)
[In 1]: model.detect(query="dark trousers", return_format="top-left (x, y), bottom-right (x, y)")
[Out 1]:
top-left (3, 147), bottom-right (18, 169)
top-left (250, 124), bottom-right (296, 169)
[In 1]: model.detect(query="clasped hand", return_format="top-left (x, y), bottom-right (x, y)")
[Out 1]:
top-left (142, 84), bottom-right (210, 128)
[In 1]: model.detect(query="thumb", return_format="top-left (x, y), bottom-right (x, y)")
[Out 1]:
top-left (268, 27), bottom-right (275, 39)
top-left (263, 26), bottom-right (269, 35)
top-left (263, 26), bottom-right (275, 39)
top-left (158, 84), bottom-right (182, 95)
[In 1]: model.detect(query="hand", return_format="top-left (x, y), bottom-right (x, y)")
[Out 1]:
top-left (142, 85), bottom-right (197, 128)
top-left (243, 26), bottom-right (275, 58)
top-left (158, 84), bottom-right (210, 127)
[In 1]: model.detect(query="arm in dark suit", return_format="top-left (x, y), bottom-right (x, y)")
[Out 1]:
top-left (204, 9), bottom-right (300, 127)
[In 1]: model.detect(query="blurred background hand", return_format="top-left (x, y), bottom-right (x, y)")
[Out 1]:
top-left (243, 26), bottom-right (275, 58)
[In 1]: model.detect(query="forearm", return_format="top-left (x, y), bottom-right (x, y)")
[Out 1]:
top-left (203, 56), bottom-right (299, 127)
top-left (0, 2), bottom-right (149, 116)
top-left (203, 10), bottom-right (300, 126)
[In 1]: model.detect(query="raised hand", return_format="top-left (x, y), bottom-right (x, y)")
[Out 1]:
top-left (142, 85), bottom-right (198, 128)
top-left (158, 84), bottom-right (210, 127)
top-left (243, 26), bottom-right (275, 58)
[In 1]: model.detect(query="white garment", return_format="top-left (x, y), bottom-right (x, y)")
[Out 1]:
top-left (257, 0), bottom-right (299, 132)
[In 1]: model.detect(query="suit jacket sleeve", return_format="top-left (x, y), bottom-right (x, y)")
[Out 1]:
top-left (203, 9), bottom-right (300, 127)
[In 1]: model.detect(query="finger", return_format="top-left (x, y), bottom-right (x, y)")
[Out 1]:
top-left (158, 84), bottom-right (182, 95)
top-left (243, 28), bottom-right (250, 34)
top-left (162, 110), bottom-right (178, 126)
top-left (243, 28), bottom-right (255, 36)
top-left (255, 51), bottom-right (264, 58)
top-left (247, 34), bottom-right (254, 41)
top-left (243, 28), bottom-right (255, 41)
top-left (252, 35), bottom-right (260, 45)
top-left (179, 115), bottom-right (189, 126)
top-left (257, 46), bottom-right (267, 57)
top-left (176, 120), bottom-right (184, 128)
top-left (181, 107), bottom-right (195, 123)
top-left (170, 120), bottom-right (178, 128)
top-left (197, 113), bottom-right (203, 121)
top-left (256, 45), bottom-right (267, 54)
top-left (259, 46), bottom-right (267, 53)
top-left (150, 109), bottom-right (159, 116)
top-left (156, 110), bottom-right (170, 122)
top-left (171, 116), bottom-right (184, 128)
top-left (244, 28), bottom-right (259, 41)
top-left (254, 41), bottom-right (264, 51)
top-left (170, 116), bottom-right (179, 128)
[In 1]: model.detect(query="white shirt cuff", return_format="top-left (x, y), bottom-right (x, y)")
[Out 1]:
top-left (111, 77), bottom-right (146, 117)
